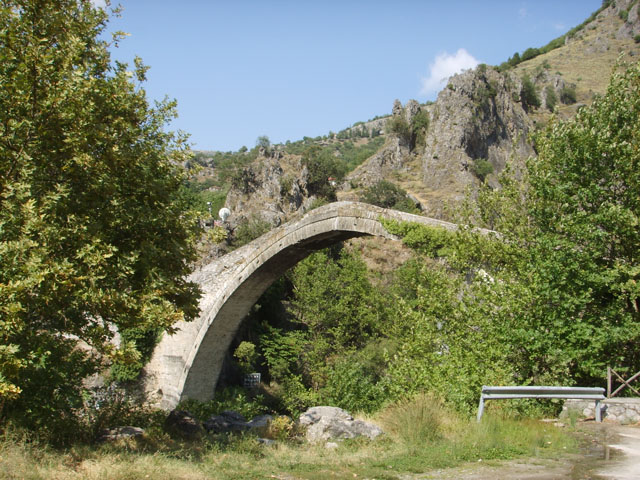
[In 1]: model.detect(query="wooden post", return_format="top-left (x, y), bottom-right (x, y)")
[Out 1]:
top-left (607, 366), bottom-right (612, 398)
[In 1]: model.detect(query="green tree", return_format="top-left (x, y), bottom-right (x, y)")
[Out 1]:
top-left (256, 135), bottom-right (271, 152)
top-left (524, 62), bottom-right (640, 383)
top-left (0, 0), bottom-right (200, 433)
top-left (302, 146), bottom-right (338, 201)
top-left (469, 62), bottom-right (640, 386)
top-left (560, 84), bottom-right (577, 104)
top-left (520, 75), bottom-right (541, 112)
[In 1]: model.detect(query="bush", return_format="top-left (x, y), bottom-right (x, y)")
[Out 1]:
top-left (232, 216), bottom-right (272, 247)
top-left (520, 75), bottom-right (541, 111)
top-left (521, 47), bottom-right (540, 61)
top-left (411, 109), bottom-right (430, 148)
top-left (361, 180), bottom-right (419, 213)
top-left (302, 146), bottom-right (339, 201)
top-left (545, 85), bottom-right (558, 112)
top-left (378, 393), bottom-right (453, 447)
top-left (177, 387), bottom-right (268, 422)
top-left (470, 158), bottom-right (494, 182)
top-left (386, 115), bottom-right (411, 144)
top-left (560, 85), bottom-right (577, 104)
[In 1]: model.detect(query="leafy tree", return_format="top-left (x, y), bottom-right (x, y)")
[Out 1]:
top-left (256, 135), bottom-right (271, 153)
top-left (520, 74), bottom-right (541, 112)
top-left (470, 158), bottom-right (493, 182)
top-left (469, 62), bottom-right (640, 386)
top-left (302, 146), bottom-right (338, 200)
top-left (508, 52), bottom-right (521, 67)
top-left (0, 0), bottom-right (200, 433)
top-left (523, 61), bottom-right (640, 383)
top-left (231, 215), bottom-right (272, 247)
top-left (410, 109), bottom-right (430, 148)
top-left (521, 47), bottom-right (540, 61)
top-left (386, 115), bottom-right (411, 145)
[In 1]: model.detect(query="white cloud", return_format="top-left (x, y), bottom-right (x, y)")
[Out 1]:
top-left (91, 0), bottom-right (106, 9)
top-left (518, 5), bottom-right (528, 19)
top-left (419, 48), bottom-right (479, 96)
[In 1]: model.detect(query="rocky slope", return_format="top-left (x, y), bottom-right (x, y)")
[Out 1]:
top-left (206, 0), bottom-right (640, 228)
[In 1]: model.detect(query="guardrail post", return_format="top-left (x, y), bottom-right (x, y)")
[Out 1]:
top-left (476, 392), bottom-right (485, 422)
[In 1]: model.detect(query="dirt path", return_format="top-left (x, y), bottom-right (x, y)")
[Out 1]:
top-left (405, 422), bottom-right (640, 480)
top-left (594, 426), bottom-right (640, 480)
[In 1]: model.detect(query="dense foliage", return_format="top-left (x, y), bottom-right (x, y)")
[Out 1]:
top-left (0, 0), bottom-right (200, 433)
top-left (360, 180), bottom-right (420, 213)
top-left (225, 61), bottom-right (640, 419)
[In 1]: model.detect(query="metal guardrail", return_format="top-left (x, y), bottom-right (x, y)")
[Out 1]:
top-left (477, 386), bottom-right (606, 422)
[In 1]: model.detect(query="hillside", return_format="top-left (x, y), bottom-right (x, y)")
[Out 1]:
top-left (188, 0), bottom-right (640, 237)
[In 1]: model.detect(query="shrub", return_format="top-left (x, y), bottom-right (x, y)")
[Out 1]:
top-left (232, 216), bottom-right (272, 247)
top-left (234, 341), bottom-right (258, 375)
top-left (520, 75), bottom-right (541, 112)
top-left (361, 180), bottom-right (419, 213)
top-left (302, 146), bottom-right (339, 201)
top-left (386, 115), bottom-right (411, 144)
top-left (521, 47), bottom-right (540, 62)
top-left (177, 387), bottom-right (268, 422)
top-left (110, 326), bottom-right (162, 382)
top-left (560, 85), bottom-right (577, 104)
top-left (230, 167), bottom-right (258, 194)
top-left (545, 85), bottom-right (558, 112)
top-left (378, 393), bottom-right (453, 447)
top-left (470, 158), bottom-right (494, 182)
top-left (411, 109), bottom-right (430, 148)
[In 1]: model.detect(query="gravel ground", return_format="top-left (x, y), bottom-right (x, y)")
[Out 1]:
top-left (402, 422), bottom-right (640, 480)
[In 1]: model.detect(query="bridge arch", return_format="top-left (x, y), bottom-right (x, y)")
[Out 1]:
top-left (142, 201), bottom-right (462, 409)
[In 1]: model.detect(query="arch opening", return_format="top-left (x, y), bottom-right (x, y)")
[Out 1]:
top-left (142, 202), bottom-right (461, 409)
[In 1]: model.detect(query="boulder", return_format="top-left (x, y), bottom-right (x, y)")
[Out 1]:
top-left (99, 426), bottom-right (144, 442)
top-left (204, 410), bottom-right (249, 433)
top-left (298, 406), bottom-right (383, 443)
top-left (165, 409), bottom-right (203, 440)
top-left (203, 410), bottom-right (274, 434)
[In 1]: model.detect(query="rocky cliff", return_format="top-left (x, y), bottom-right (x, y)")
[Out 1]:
top-left (212, 0), bottom-right (640, 226)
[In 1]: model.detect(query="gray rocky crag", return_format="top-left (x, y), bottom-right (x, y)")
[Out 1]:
top-left (224, 150), bottom-right (316, 230)
top-left (419, 66), bottom-right (534, 216)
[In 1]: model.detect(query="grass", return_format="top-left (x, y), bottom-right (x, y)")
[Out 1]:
top-left (0, 394), bottom-right (577, 480)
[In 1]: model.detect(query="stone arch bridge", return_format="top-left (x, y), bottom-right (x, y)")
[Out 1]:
top-left (143, 201), bottom-right (477, 409)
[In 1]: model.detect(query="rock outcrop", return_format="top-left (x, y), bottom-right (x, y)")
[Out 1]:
top-left (419, 66), bottom-right (534, 216)
top-left (224, 148), bottom-right (317, 229)
top-left (203, 411), bottom-right (274, 434)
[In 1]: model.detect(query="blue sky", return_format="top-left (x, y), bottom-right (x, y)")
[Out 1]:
top-left (102, 1), bottom-right (603, 152)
